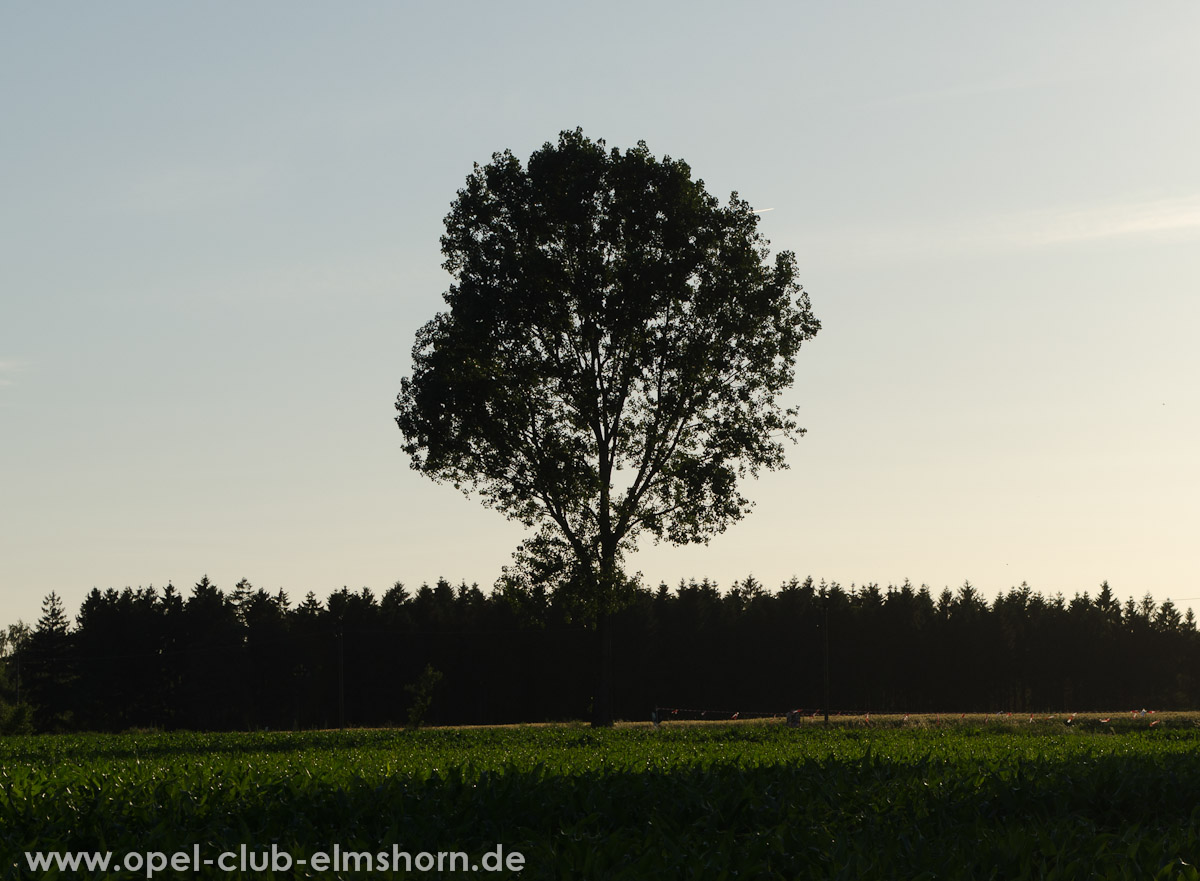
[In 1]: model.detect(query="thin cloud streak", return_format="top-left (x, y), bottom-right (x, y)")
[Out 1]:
top-left (809, 194), bottom-right (1200, 262)
top-left (1034, 195), bottom-right (1200, 246)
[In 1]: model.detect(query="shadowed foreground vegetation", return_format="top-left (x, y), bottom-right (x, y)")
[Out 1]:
top-left (4, 722), bottom-right (1200, 879)
top-left (3, 575), bottom-right (1197, 732)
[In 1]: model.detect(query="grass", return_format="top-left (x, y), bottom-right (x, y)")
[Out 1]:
top-left (4, 717), bottom-right (1200, 879)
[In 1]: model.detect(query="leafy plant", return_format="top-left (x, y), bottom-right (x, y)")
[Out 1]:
top-left (405, 664), bottom-right (443, 729)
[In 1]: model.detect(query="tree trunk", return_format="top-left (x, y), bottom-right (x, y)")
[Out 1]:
top-left (591, 546), bottom-right (618, 727)
top-left (592, 609), bottom-right (614, 727)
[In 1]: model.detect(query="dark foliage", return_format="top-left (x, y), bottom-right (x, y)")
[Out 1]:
top-left (395, 130), bottom-right (819, 725)
top-left (3, 576), bottom-right (1197, 732)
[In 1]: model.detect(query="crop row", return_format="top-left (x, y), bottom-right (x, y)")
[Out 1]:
top-left (4, 724), bottom-right (1200, 879)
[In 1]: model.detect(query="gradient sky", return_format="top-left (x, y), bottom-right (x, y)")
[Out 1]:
top-left (3, 2), bottom-right (1198, 629)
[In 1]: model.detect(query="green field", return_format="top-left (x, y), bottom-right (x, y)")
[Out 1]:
top-left (4, 718), bottom-right (1200, 879)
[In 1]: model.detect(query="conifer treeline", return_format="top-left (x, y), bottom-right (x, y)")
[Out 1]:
top-left (1, 576), bottom-right (1196, 732)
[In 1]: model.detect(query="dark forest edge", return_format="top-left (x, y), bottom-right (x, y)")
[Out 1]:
top-left (0, 575), bottom-right (1194, 734)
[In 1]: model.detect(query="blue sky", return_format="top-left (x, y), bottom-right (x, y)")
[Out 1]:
top-left (3, 2), bottom-right (1198, 628)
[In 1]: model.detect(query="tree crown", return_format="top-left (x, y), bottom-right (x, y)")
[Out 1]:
top-left (396, 129), bottom-right (819, 597)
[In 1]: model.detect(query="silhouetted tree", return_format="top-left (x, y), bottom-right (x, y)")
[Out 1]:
top-left (289, 592), bottom-right (330, 728)
top-left (240, 586), bottom-right (293, 728)
top-left (178, 577), bottom-right (242, 729)
top-left (395, 129), bottom-right (820, 725)
top-left (25, 593), bottom-right (74, 730)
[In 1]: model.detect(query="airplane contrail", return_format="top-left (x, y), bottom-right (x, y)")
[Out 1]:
top-left (752, 208), bottom-right (775, 214)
